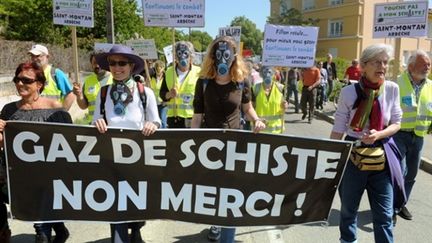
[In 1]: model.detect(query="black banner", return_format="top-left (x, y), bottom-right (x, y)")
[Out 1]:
top-left (4, 121), bottom-right (351, 226)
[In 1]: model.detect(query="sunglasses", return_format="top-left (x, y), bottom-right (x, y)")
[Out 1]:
top-left (13, 77), bottom-right (37, 84)
top-left (108, 60), bottom-right (131, 67)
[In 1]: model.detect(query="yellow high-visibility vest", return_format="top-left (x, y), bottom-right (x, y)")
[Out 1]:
top-left (254, 82), bottom-right (284, 134)
top-left (397, 72), bottom-right (432, 137)
top-left (41, 65), bottom-right (62, 101)
top-left (165, 65), bottom-right (201, 118)
top-left (150, 76), bottom-right (163, 104)
top-left (82, 73), bottom-right (113, 124)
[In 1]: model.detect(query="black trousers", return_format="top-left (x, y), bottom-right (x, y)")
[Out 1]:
top-left (167, 117), bottom-right (191, 128)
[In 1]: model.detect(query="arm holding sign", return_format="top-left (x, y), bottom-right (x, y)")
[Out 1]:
top-left (0, 119), bottom-right (5, 148)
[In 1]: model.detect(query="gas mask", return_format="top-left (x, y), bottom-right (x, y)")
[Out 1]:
top-left (261, 66), bottom-right (274, 85)
top-left (110, 82), bottom-right (133, 115)
top-left (176, 44), bottom-right (191, 68)
top-left (214, 41), bottom-right (235, 76)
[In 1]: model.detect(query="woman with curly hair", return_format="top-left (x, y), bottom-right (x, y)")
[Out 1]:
top-left (191, 36), bottom-right (266, 243)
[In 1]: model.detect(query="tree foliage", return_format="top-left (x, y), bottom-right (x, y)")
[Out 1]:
top-left (267, 6), bottom-right (319, 26)
top-left (0, 0), bottom-right (213, 55)
top-left (230, 16), bottom-right (263, 56)
top-left (183, 30), bottom-right (212, 52)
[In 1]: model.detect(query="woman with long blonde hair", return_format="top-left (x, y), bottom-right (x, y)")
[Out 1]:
top-left (191, 36), bottom-right (266, 243)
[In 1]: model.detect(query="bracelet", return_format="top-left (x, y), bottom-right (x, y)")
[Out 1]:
top-left (254, 118), bottom-right (265, 123)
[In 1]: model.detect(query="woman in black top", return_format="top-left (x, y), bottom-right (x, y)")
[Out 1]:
top-left (191, 36), bottom-right (265, 243)
top-left (0, 62), bottom-right (72, 243)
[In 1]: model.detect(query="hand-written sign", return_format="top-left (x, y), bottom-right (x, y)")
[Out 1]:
top-left (373, 1), bottom-right (428, 38)
top-left (53, 0), bottom-right (94, 28)
top-left (262, 24), bottom-right (319, 68)
top-left (142, 0), bottom-right (205, 27)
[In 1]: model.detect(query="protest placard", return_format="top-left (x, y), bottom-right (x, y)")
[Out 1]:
top-left (163, 44), bottom-right (174, 65)
top-left (53, 0), bottom-right (94, 28)
top-left (142, 0), bottom-right (205, 27)
top-left (126, 39), bottom-right (158, 60)
top-left (262, 24), bottom-right (319, 68)
top-left (373, 1), bottom-right (428, 38)
top-left (94, 43), bottom-right (114, 53)
top-left (5, 122), bottom-right (351, 226)
top-left (219, 26), bottom-right (242, 51)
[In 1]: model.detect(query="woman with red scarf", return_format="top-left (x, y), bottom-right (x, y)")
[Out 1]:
top-left (330, 44), bottom-right (405, 243)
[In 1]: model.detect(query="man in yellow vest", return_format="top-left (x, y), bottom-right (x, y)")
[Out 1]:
top-left (159, 41), bottom-right (201, 128)
top-left (394, 50), bottom-right (432, 222)
top-left (28, 44), bottom-right (75, 111)
top-left (252, 66), bottom-right (288, 134)
top-left (73, 53), bottom-right (113, 124)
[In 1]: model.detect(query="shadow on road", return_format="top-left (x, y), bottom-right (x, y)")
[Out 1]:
top-left (89, 238), bottom-right (111, 243)
top-left (11, 233), bottom-right (33, 242)
top-left (173, 228), bottom-right (209, 243)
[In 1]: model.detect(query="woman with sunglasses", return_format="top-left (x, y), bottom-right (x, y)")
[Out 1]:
top-left (330, 44), bottom-right (405, 243)
top-left (93, 44), bottom-right (161, 243)
top-left (191, 36), bottom-right (266, 243)
top-left (0, 61), bottom-right (72, 243)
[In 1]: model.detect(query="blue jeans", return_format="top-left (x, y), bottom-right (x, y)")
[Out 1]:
top-left (339, 160), bottom-right (393, 243)
top-left (221, 227), bottom-right (236, 243)
top-left (393, 131), bottom-right (424, 200)
top-left (158, 104), bottom-right (168, 128)
top-left (287, 84), bottom-right (299, 112)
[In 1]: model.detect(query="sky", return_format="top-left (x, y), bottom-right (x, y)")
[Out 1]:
top-left (190, 0), bottom-right (270, 38)
top-left (138, 0), bottom-right (270, 38)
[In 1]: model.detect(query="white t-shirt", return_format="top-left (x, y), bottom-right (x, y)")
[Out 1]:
top-left (92, 81), bottom-right (161, 129)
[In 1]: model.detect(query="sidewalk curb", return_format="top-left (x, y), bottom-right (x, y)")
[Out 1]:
top-left (314, 109), bottom-right (432, 175)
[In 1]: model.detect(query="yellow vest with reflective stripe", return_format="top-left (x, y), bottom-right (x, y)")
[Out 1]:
top-left (42, 65), bottom-right (62, 101)
top-left (397, 72), bottom-right (432, 137)
top-left (150, 76), bottom-right (163, 104)
top-left (82, 73), bottom-right (113, 124)
top-left (254, 82), bottom-right (284, 134)
top-left (165, 65), bottom-right (201, 118)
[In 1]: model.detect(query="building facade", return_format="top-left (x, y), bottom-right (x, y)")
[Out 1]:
top-left (270, 0), bottom-right (432, 67)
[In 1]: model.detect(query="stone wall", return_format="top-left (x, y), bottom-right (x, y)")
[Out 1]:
top-left (0, 39), bottom-right (92, 75)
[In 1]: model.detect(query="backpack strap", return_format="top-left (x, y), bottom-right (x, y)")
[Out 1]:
top-left (50, 66), bottom-right (59, 86)
top-left (136, 81), bottom-right (147, 121)
top-left (99, 85), bottom-right (109, 122)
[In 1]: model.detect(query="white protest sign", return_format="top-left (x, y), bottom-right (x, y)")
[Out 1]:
top-left (262, 24), bottom-right (319, 68)
top-left (53, 0), bottom-right (94, 28)
top-left (218, 26), bottom-right (241, 47)
top-left (126, 39), bottom-right (158, 60)
top-left (373, 1), bottom-right (428, 38)
top-left (163, 45), bottom-right (173, 65)
top-left (142, 0), bottom-right (205, 27)
top-left (94, 43), bottom-right (114, 53)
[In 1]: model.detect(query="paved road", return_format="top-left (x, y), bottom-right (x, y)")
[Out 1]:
top-left (8, 106), bottom-right (432, 243)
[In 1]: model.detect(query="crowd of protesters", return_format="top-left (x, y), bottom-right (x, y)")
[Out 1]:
top-left (0, 37), bottom-right (431, 243)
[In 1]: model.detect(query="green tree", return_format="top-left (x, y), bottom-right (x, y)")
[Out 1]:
top-left (230, 16), bottom-right (263, 56)
top-left (183, 30), bottom-right (212, 52)
top-left (0, 0), bottom-right (148, 48)
top-left (267, 5), bottom-right (319, 26)
top-left (2, 0), bottom-right (70, 45)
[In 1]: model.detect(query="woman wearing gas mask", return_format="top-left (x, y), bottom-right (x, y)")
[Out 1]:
top-left (191, 36), bottom-right (266, 243)
top-left (160, 41), bottom-right (201, 128)
top-left (93, 44), bottom-right (161, 243)
top-left (252, 66), bottom-right (288, 134)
